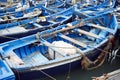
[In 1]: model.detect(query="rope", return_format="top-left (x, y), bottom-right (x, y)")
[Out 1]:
top-left (81, 35), bottom-right (114, 70)
top-left (40, 70), bottom-right (56, 80)
top-left (66, 56), bottom-right (72, 80)
top-left (85, 46), bottom-right (108, 70)
top-left (13, 69), bottom-right (21, 80)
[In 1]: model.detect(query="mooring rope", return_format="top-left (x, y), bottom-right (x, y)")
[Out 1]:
top-left (66, 56), bottom-right (72, 80)
top-left (80, 35), bottom-right (114, 70)
top-left (40, 70), bottom-right (56, 80)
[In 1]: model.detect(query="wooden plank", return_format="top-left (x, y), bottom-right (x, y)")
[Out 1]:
top-left (87, 23), bottom-right (114, 32)
top-left (32, 22), bottom-right (43, 28)
top-left (42, 22), bottom-right (85, 38)
top-left (94, 69), bottom-right (120, 80)
top-left (58, 34), bottom-right (87, 48)
top-left (88, 23), bottom-right (106, 30)
top-left (75, 29), bottom-right (100, 38)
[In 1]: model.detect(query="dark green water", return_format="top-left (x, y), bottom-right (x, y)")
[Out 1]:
top-left (37, 37), bottom-right (120, 80)
top-left (38, 58), bottom-right (120, 80)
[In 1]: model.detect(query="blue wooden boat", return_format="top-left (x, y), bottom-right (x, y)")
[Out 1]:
top-left (0, 5), bottom-right (58, 25)
top-left (0, 0), bottom-right (39, 13)
top-left (0, 3), bottom-right (45, 17)
top-left (0, 1), bottom-right (25, 13)
top-left (0, 8), bottom-right (117, 80)
top-left (0, 0), bottom-right (7, 3)
top-left (0, 0), bottom-right (64, 14)
top-left (76, 0), bottom-right (115, 11)
top-left (0, 9), bottom-right (42, 24)
top-left (0, 58), bottom-right (15, 80)
top-left (0, 7), bottom-right (73, 43)
top-left (46, 4), bottom-right (72, 13)
top-left (0, 2), bottom-right (73, 24)
top-left (74, 1), bottom-right (116, 19)
top-left (44, 0), bottom-right (72, 12)
top-left (46, 0), bottom-right (65, 7)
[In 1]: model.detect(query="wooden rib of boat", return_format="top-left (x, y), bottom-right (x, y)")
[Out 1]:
top-left (0, 8), bottom-right (118, 80)
top-left (0, 7), bottom-right (73, 43)
top-left (0, 58), bottom-right (15, 80)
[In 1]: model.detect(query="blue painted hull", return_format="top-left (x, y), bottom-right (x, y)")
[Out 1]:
top-left (0, 6), bottom-right (73, 43)
top-left (14, 59), bottom-right (81, 80)
top-left (13, 42), bottom-right (107, 80)
top-left (0, 59), bottom-right (15, 80)
top-left (0, 4), bottom-right (43, 16)
top-left (0, 4), bottom-right (117, 80)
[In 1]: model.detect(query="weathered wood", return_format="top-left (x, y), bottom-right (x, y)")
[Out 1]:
top-left (88, 23), bottom-right (106, 30)
top-left (87, 23), bottom-right (114, 33)
top-left (107, 69), bottom-right (120, 80)
top-left (58, 34), bottom-right (87, 48)
top-left (32, 23), bottom-right (43, 28)
top-left (92, 69), bottom-right (120, 80)
top-left (41, 21), bottom-right (85, 38)
top-left (75, 29), bottom-right (100, 38)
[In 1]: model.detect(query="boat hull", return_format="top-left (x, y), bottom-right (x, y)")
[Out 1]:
top-left (0, 59), bottom-right (15, 80)
top-left (13, 41), bottom-right (107, 80)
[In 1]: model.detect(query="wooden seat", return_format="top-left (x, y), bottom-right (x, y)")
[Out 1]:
top-left (58, 34), bottom-right (87, 48)
top-left (5, 51), bottom-right (24, 67)
top-left (74, 29), bottom-right (100, 39)
top-left (87, 23), bottom-right (114, 33)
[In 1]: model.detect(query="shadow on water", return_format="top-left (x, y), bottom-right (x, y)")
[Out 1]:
top-left (36, 37), bottom-right (120, 80)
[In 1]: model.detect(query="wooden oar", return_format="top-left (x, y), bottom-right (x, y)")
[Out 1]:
top-left (41, 21), bottom-right (85, 38)
top-left (87, 23), bottom-right (114, 33)
top-left (74, 29), bottom-right (100, 39)
top-left (58, 34), bottom-right (87, 48)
